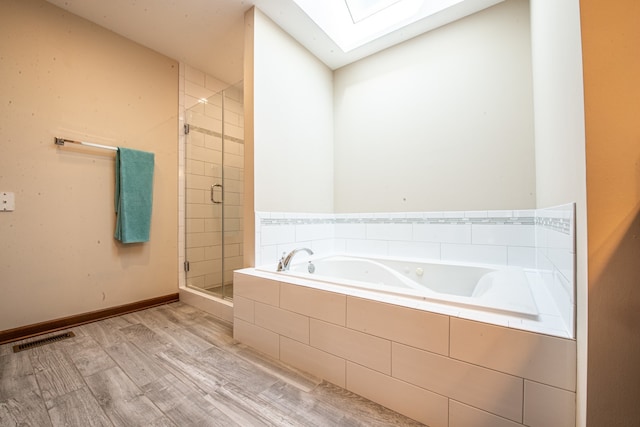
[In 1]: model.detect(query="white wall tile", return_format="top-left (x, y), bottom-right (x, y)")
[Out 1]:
top-left (185, 80), bottom-right (213, 103)
top-left (449, 400), bottom-right (522, 427)
top-left (344, 239), bottom-right (388, 255)
top-left (346, 297), bottom-right (449, 355)
top-left (310, 319), bottom-right (391, 374)
top-left (422, 211), bottom-right (444, 218)
top-left (205, 74), bottom-right (228, 94)
top-left (393, 342), bottom-right (523, 422)
top-left (546, 271), bottom-right (575, 334)
top-left (464, 210), bottom-right (488, 218)
top-left (335, 223), bottom-right (366, 239)
top-left (413, 223), bottom-right (472, 244)
top-left (535, 248), bottom-right (554, 271)
top-left (442, 211), bottom-right (465, 218)
top-left (260, 224), bottom-right (295, 245)
top-left (296, 223), bottom-right (334, 242)
top-left (450, 318), bottom-right (576, 391)
top-left (184, 65), bottom-right (205, 85)
top-left (388, 241), bottom-right (441, 260)
top-left (441, 244), bottom-right (507, 265)
top-left (255, 303), bottom-right (310, 344)
top-left (488, 210), bottom-right (514, 218)
top-left (255, 211), bottom-right (270, 220)
top-left (233, 272), bottom-right (279, 306)
top-left (233, 319), bottom-right (279, 359)
top-left (347, 362), bottom-right (448, 427)
top-left (374, 212), bottom-right (406, 219)
top-left (280, 283), bottom-right (346, 326)
top-left (233, 295), bottom-right (254, 323)
top-left (472, 225), bottom-right (535, 247)
top-left (527, 272), bottom-right (560, 315)
top-left (366, 223), bottom-right (412, 241)
top-left (333, 238), bottom-right (347, 253)
top-left (259, 244), bottom-right (277, 267)
top-left (524, 381), bottom-right (576, 427)
top-left (507, 246), bottom-right (537, 268)
top-left (513, 209), bottom-right (535, 218)
top-left (280, 337), bottom-right (346, 388)
top-left (545, 247), bottom-right (574, 283)
top-left (310, 239), bottom-right (335, 256)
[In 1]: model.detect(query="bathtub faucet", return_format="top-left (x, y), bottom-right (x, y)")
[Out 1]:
top-left (278, 248), bottom-right (314, 271)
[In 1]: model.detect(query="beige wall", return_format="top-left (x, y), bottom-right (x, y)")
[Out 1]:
top-left (582, 0), bottom-right (640, 424)
top-left (333, 0), bottom-right (535, 212)
top-left (252, 9), bottom-right (335, 213)
top-left (0, 0), bottom-right (178, 331)
top-left (250, 1), bottom-right (534, 214)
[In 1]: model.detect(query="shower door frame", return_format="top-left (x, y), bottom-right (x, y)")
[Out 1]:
top-left (184, 82), bottom-right (244, 301)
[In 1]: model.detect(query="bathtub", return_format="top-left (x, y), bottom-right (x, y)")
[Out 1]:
top-left (262, 255), bottom-right (538, 316)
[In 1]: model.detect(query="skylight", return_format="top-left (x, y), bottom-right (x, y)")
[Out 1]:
top-left (292, 0), bottom-right (465, 52)
top-left (344, 0), bottom-right (403, 23)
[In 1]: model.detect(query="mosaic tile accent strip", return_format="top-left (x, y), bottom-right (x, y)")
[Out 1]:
top-left (260, 216), bottom-right (536, 226)
top-left (259, 210), bottom-right (572, 234)
top-left (188, 124), bottom-right (244, 144)
top-left (535, 216), bottom-right (572, 235)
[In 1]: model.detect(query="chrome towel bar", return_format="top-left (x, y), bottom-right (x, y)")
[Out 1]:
top-left (54, 137), bottom-right (118, 152)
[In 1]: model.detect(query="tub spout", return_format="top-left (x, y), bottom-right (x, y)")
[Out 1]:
top-left (278, 248), bottom-right (314, 271)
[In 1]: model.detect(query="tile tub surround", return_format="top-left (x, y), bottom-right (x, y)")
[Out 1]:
top-left (255, 204), bottom-right (576, 338)
top-left (234, 271), bottom-right (577, 427)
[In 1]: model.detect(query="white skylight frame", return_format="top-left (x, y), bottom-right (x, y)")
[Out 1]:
top-left (345, 0), bottom-right (403, 23)
top-left (292, 0), bottom-right (465, 52)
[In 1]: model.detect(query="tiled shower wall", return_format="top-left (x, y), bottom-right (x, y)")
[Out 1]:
top-left (179, 63), bottom-right (244, 292)
top-left (255, 203), bottom-right (576, 336)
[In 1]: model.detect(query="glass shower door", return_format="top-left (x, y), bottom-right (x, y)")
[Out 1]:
top-left (184, 82), bottom-right (244, 300)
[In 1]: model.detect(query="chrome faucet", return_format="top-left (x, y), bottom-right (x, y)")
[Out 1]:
top-left (277, 248), bottom-right (314, 271)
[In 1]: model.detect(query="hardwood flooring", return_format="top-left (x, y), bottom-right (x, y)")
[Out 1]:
top-left (0, 302), bottom-right (424, 426)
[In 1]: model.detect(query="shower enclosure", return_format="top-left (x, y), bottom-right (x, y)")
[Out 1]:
top-left (184, 81), bottom-right (244, 301)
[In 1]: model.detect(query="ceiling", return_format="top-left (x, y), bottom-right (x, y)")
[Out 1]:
top-left (45, 0), bottom-right (504, 85)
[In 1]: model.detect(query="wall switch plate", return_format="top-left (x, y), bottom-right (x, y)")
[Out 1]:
top-left (1, 192), bottom-right (15, 211)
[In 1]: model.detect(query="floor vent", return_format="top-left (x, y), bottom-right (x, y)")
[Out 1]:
top-left (13, 331), bottom-right (75, 353)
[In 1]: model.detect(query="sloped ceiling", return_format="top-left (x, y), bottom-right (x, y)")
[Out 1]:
top-left (45, 0), bottom-right (503, 84)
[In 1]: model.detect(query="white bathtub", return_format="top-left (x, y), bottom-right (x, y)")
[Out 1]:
top-left (265, 255), bottom-right (538, 316)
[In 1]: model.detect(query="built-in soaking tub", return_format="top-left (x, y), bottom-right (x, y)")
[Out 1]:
top-left (235, 254), bottom-right (575, 426)
top-left (235, 254), bottom-right (574, 427)
top-left (260, 255), bottom-right (538, 316)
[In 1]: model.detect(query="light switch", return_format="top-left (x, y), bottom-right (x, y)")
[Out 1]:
top-left (1, 192), bottom-right (15, 211)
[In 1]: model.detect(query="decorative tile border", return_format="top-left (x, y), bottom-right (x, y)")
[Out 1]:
top-left (187, 124), bottom-right (245, 144)
top-left (260, 216), bottom-right (536, 226)
top-left (260, 213), bottom-right (570, 234)
top-left (536, 215), bottom-right (572, 235)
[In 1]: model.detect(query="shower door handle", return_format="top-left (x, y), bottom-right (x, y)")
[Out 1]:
top-left (211, 184), bottom-right (223, 204)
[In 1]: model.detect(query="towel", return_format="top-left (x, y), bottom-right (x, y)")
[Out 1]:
top-left (114, 147), bottom-right (154, 243)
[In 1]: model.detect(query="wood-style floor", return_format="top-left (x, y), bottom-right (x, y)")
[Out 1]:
top-left (0, 302), bottom-right (424, 426)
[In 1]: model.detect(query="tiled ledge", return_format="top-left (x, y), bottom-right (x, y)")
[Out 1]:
top-left (234, 270), bottom-right (577, 427)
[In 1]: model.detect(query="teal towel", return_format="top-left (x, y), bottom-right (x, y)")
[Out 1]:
top-left (114, 147), bottom-right (154, 243)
